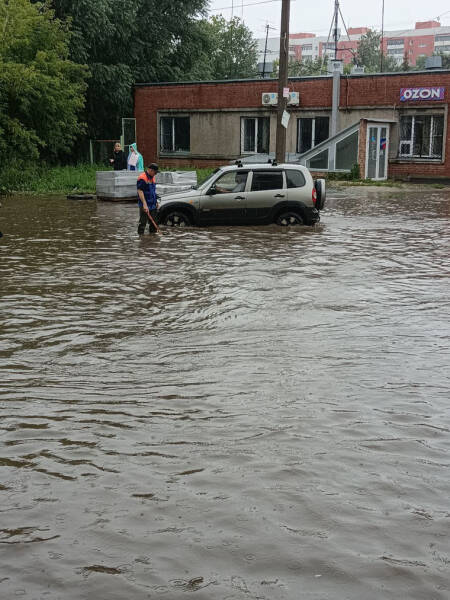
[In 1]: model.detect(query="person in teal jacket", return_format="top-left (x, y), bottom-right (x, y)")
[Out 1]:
top-left (127, 143), bottom-right (144, 171)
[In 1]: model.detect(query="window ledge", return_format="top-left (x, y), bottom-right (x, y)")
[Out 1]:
top-left (392, 157), bottom-right (443, 164)
top-left (159, 151), bottom-right (191, 157)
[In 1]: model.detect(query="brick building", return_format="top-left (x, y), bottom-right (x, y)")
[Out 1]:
top-left (260, 21), bottom-right (450, 67)
top-left (134, 69), bottom-right (450, 181)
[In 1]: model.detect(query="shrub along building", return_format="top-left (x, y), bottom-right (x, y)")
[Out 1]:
top-left (134, 68), bottom-right (450, 181)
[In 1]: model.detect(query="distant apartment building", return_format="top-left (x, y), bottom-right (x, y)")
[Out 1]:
top-left (258, 20), bottom-right (450, 67)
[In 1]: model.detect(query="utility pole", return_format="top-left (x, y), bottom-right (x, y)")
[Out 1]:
top-left (333, 0), bottom-right (339, 60)
top-left (276, 0), bottom-right (290, 163)
top-left (380, 0), bottom-right (385, 72)
top-left (262, 24), bottom-right (270, 79)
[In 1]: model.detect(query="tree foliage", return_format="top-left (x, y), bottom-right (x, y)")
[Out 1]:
top-left (3, 0), bottom-right (259, 162)
top-left (40, 0), bottom-right (207, 139)
top-left (356, 29), bottom-right (399, 73)
top-left (39, 2), bottom-right (257, 140)
top-left (194, 16), bottom-right (258, 81)
top-left (271, 56), bottom-right (328, 77)
top-left (0, 0), bottom-right (87, 165)
top-left (416, 51), bottom-right (450, 70)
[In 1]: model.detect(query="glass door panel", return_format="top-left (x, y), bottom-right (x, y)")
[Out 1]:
top-left (378, 127), bottom-right (387, 179)
top-left (366, 125), bottom-right (389, 180)
top-left (367, 127), bottom-right (378, 179)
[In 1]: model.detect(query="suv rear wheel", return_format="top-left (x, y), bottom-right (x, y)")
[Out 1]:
top-left (162, 210), bottom-right (191, 227)
top-left (276, 211), bottom-right (304, 226)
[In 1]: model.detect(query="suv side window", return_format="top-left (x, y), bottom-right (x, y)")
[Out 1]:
top-left (250, 170), bottom-right (283, 192)
top-left (285, 169), bottom-right (306, 188)
top-left (212, 170), bottom-right (248, 193)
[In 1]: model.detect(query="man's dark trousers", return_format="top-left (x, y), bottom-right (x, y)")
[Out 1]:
top-left (138, 208), bottom-right (158, 234)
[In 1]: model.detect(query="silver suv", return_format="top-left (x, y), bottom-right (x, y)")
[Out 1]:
top-left (157, 163), bottom-right (325, 227)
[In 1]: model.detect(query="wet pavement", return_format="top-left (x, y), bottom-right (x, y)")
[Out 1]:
top-left (1, 186), bottom-right (449, 599)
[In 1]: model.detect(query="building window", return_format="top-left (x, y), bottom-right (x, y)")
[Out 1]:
top-left (302, 44), bottom-right (313, 51)
top-left (387, 39), bottom-right (404, 46)
top-left (335, 130), bottom-right (359, 170)
top-left (160, 116), bottom-right (190, 153)
top-left (297, 117), bottom-right (329, 154)
top-left (241, 117), bottom-right (270, 154)
top-left (398, 115), bottom-right (444, 159)
top-left (306, 149), bottom-right (329, 170)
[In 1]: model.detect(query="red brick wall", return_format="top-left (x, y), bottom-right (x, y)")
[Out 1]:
top-left (135, 78), bottom-right (334, 166)
top-left (135, 72), bottom-right (450, 178)
top-left (358, 120), bottom-right (368, 178)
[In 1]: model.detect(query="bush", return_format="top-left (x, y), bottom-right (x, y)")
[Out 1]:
top-left (350, 163), bottom-right (360, 180)
top-left (0, 163), bottom-right (104, 194)
top-left (0, 164), bottom-right (216, 195)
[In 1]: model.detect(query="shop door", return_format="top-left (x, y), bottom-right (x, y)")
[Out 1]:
top-left (366, 125), bottom-right (389, 180)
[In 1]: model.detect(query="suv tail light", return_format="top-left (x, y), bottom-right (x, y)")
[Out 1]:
top-left (312, 186), bottom-right (317, 206)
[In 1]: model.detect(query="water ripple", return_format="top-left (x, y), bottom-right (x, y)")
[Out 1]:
top-left (1, 188), bottom-right (450, 599)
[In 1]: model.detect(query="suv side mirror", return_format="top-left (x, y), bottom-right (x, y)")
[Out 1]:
top-left (207, 185), bottom-right (217, 195)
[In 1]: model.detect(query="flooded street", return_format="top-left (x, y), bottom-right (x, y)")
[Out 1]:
top-left (1, 186), bottom-right (449, 599)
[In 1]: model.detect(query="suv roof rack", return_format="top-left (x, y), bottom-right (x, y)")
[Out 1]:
top-left (235, 160), bottom-right (243, 168)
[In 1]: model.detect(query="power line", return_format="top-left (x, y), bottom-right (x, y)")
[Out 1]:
top-left (210, 0), bottom-right (295, 12)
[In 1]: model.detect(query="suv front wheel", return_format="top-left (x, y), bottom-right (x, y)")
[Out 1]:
top-left (161, 210), bottom-right (192, 227)
top-left (276, 211), bottom-right (304, 226)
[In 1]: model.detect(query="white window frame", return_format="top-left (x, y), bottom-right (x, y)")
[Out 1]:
top-left (160, 116), bottom-right (190, 154)
top-left (297, 116), bottom-right (330, 154)
top-left (398, 115), bottom-right (444, 159)
top-left (240, 117), bottom-right (269, 154)
top-left (365, 124), bottom-right (389, 180)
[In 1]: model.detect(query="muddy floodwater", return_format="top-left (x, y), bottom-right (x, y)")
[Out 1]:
top-left (1, 186), bottom-right (450, 600)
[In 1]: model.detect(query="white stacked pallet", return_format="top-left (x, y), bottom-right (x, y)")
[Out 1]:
top-left (96, 170), bottom-right (197, 201)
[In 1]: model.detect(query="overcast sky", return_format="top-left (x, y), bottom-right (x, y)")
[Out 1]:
top-left (207, 0), bottom-right (450, 38)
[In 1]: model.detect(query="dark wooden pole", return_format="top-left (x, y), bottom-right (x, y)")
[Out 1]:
top-left (275, 0), bottom-right (290, 163)
top-left (380, 0), bottom-right (385, 72)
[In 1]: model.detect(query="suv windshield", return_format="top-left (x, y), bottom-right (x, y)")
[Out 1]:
top-left (197, 168), bottom-right (221, 190)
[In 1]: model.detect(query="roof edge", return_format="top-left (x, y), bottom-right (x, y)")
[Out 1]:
top-left (135, 69), bottom-right (450, 88)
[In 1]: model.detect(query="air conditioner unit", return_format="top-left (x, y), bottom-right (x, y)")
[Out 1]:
top-left (262, 92), bottom-right (278, 106)
top-left (288, 92), bottom-right (300, 105)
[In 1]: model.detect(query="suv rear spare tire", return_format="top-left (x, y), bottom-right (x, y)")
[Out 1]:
top-left (314, 179), bottom-right (326, 210)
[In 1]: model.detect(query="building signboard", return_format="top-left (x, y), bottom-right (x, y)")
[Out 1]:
top-left (400, 87), bottom-right (445, 101)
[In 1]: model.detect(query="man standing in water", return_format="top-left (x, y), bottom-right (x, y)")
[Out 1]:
top-left (137, 163), bottom-right (159, 234)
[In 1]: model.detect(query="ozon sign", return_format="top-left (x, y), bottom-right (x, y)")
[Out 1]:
top-left (400, 87), bottom-right (445, 102)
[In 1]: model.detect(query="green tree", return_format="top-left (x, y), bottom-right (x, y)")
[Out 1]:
top-left (401, 50), bottom-right (410, 71)
top-left (43, 0), bottom-right (212, 140)
top-left (194, 16), bottom-right (258, 80)
top-left (0, 0), bottom-right (87, 165)
top-left (289, 56), bottom-right (328, 77)
top-left (356, 29), bottom-right (399, 73)
top-left (271, 56), bottom-right (328, 78)
top-left (416, 51), bottom-right (450, 70)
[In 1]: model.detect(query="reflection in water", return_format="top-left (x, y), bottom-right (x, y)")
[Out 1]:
top-left (1, 188), bottom-right (450, 599)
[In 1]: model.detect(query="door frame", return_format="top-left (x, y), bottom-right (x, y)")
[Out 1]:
top-left (365, 123), bottom-right (390, 180)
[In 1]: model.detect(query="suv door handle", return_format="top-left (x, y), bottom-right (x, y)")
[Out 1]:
top-left (275, 194), bottom-right (285, 198)
top-left (234, 195), bottom-right (245, 200)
